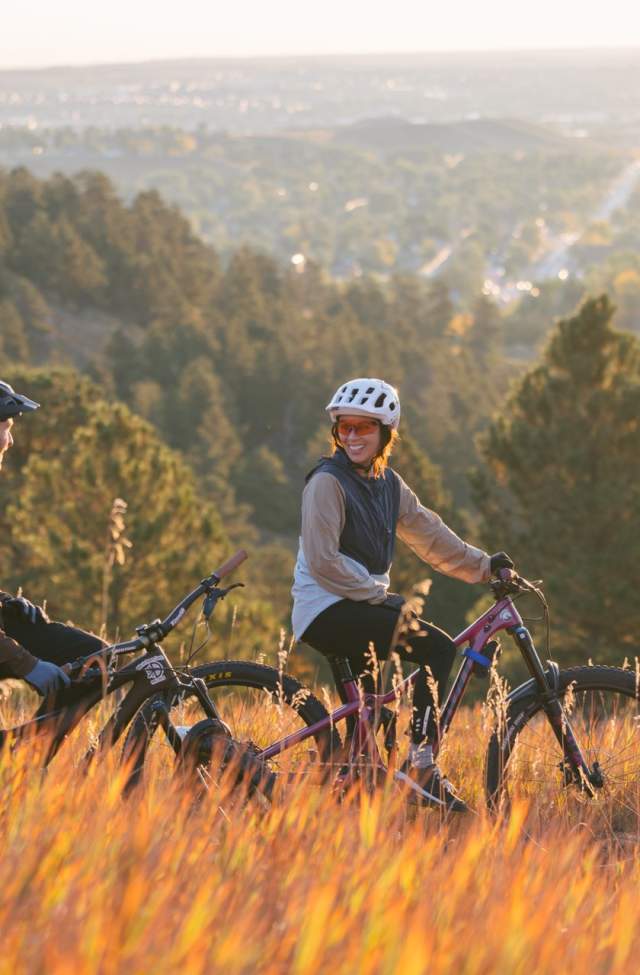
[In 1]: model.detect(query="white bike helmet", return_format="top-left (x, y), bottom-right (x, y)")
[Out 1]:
top-left (326, 378), bottom-right (401, 430)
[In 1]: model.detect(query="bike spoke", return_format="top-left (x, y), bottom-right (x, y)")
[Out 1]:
top-left (494, 680), bottom-right (640, 831)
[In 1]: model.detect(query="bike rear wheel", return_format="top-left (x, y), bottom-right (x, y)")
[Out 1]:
top-left (485, 665), bottom-right (640, 834)
top-left (121, 659), bottom-right (342, 793)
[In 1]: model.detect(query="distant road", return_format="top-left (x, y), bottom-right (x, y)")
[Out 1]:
top-left (481, 157), bottom-right (640, 303)
top-left (529, 158), bottom-right (640, 280)
top-left (419, 245), bottom-right (452, 277)
top-left (591, 158), bottom-right (640, 223)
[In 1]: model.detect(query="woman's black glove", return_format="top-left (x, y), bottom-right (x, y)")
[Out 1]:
top-left (489, 552), bottom-right (515, 576)
top-left (2, 596), bottom-right (49, 624)
top-left (383, 592), bottom-right (406, 611)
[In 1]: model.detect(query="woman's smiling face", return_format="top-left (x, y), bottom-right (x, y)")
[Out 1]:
top-left (336, 415), bottom-right (382, 470)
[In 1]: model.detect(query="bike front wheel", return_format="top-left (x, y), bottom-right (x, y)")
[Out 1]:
top-left (485, 665), bottom-right (640, 834)
top-left (121, 659), bottom-right (342, 793)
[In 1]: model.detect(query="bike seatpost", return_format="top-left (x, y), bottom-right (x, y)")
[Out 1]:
top-left (330, 657), bottom-right (359, 703)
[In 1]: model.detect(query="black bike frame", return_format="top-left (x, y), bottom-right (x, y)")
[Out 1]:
top-left (1, 550), bottom-right (248, 768)
top-left (7, 643), bottom-right (207, 767)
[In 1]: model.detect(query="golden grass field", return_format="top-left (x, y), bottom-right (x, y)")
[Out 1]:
top-left (1, 683), bottom-right (640, 975)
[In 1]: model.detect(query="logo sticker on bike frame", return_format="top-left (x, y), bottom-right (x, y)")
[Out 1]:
top-left (135, 654), bottom-right (168, 685)
top-left (167, 607), bottom-right (186, 627)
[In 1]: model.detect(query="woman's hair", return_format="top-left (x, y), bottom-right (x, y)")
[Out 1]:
top-left (330, 422), bottom-right (399, 478)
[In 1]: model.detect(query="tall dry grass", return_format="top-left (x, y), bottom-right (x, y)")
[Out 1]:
top-left (1, 690), bottom-right (640, 975)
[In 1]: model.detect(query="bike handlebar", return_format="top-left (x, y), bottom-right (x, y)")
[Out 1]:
top-left (68, 549), bottom-right (249, 673)
top-left (134, 548), bottom-right (248, 646)
top-left (213, 548), bottom-right (248, 581)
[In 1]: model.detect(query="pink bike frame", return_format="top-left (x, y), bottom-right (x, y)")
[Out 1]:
top-left (260, 593), bottom-right (525, 768)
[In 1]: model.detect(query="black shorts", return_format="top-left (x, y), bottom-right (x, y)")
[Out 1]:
top-left (303, 598), bottom-right (455, 667)
top-left (302, 599), bottom-right (458, 743)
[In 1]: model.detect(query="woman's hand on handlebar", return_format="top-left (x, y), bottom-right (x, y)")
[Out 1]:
top-left (490, 551), bottom-right (515, 578)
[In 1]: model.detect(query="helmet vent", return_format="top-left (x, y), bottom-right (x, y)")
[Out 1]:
top-left (348, 387), bottom-right (359, 402)
top-left (374, 393), bottom-right (387, 408)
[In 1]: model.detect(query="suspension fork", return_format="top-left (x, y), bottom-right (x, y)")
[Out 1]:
top-left (190, 676), bottom-right (223, 721)
top-left (153, 676), bottom-right (225, 751)
top-left (509, 625), bottom-right (600, 789)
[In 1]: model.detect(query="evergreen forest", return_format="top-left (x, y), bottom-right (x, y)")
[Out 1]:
top-left (1, 167), bottom-right (638, 680)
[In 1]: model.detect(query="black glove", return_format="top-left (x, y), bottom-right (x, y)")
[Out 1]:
top-left (2, 596), bottom-right (49, 624)
top-left (490, 552), bottom-right (515, 576)
top-left (383, 592), bottom-right (406, 611)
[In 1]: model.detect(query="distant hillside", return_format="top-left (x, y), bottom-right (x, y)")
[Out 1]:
top-left (333, 117), bottom-right (576, 154)
top-left (1, 50), bottom-right (639, 139)
top-left (0, 122), bottom-right (623, 284)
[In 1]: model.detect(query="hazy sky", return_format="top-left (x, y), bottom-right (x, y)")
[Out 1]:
top-left (2, 0), bottom-right (640, 68)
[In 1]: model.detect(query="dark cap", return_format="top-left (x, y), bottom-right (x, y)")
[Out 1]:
top-left (0, 380), bottom-right (40, 420)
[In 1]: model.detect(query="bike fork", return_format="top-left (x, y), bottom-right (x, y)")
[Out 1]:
top-left (191, 676), bottom-right (223, 720)
top-left (154, 678), bottom-right (228, 753)
top-left (510, 626), bottom-right (602, 792)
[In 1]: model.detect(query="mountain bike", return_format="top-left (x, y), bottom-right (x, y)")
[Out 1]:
top-left (0, 550), bottom-right (272, 796)
top-left (129, 567), bottom-right (640, 825)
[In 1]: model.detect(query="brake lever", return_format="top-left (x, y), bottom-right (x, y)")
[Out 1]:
top-left (220, 582), bottom-right (245, 595)
top-left (202, 582), bottom-right (245, 619)
top-left (65, 650), bottom-right (112, 685)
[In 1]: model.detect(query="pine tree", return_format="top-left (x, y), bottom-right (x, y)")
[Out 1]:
top-left (0, 301), bottom-right (29, 361)
top-left (50, 218), bottom-right (107, 304)
top-left (466, 294), bottom-right (503, 362)
top-left (474, 295), bottom-right (640, 661)
top-left (6, 401), bottom-right (227, 636)
top-left (0, 367), bottom-right (290, 658)
top-left (390, 428), bottom-right (451, 594)
top-left (390, 429), bottom-right (481, 632)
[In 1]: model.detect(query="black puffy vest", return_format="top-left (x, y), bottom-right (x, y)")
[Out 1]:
top-left (306, 448), bottom-right (401, 574)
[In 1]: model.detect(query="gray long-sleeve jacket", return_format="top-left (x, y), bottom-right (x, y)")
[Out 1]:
top-left (291, 471), bottom-right (491, 639)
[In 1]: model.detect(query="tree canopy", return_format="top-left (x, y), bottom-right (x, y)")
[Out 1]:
top-left (474, 295), bottom-right (640, 661)
top-left (2, 169), bottom-right (638, 671)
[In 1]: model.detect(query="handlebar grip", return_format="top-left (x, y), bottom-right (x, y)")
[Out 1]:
top-left (213, 549), bottom-right (248, 581)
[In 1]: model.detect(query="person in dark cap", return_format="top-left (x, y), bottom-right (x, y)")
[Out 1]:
top-left (0, 380), bottom-right (105, 699)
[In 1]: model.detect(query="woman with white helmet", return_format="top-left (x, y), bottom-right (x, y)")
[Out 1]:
top-left (292, 377), bottom-right (514, 812)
